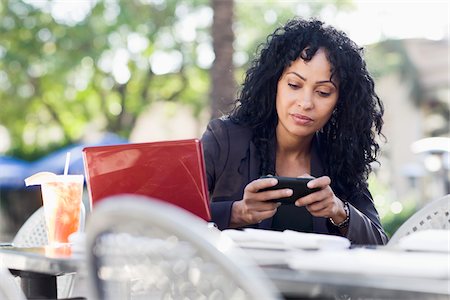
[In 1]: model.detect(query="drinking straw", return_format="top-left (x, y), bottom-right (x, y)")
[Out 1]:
top-left (64, 152), bottom-right (71, 175)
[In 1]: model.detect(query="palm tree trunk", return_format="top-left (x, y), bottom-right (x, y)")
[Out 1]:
top-left (210, 0), bottom-right (236, 119)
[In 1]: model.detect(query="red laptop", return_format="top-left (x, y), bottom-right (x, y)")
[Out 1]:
top-left (82, 139), bottom-right (211, 221)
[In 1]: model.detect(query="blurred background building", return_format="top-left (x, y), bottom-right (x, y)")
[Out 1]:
top-left (368, 37), bottom-right (449, 232)
top-left (375, 39), bottom-right (449, 204)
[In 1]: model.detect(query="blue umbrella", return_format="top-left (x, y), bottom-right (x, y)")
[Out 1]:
top-left (30, 133), bottom-right (128, 176)
top-left (0, 156), bottom-right (31, 188)
top-left (29, 143), bottom-right (86, 175)
top-left (0, 133), bottom-right (128, 189)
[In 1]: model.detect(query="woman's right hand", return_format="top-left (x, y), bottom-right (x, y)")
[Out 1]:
top-left (230, 177), bottom-right (293, 227)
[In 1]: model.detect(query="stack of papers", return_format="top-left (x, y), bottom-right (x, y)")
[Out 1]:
top-left (222, 229), bottom-right (350, 250)
top-left (288, 248), bottom-right (450, 279)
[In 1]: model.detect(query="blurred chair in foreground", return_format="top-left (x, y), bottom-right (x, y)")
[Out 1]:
top-left (388, 194), bottom-right (450, 245)
top-left (85, 194), bottom-right (281, 300)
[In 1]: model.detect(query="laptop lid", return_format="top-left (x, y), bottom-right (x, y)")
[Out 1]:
top-left (82, 138), bottom-right (211, 221)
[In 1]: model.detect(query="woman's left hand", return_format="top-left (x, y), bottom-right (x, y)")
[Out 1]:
top-left (295, 175), bottom-right (347, 224)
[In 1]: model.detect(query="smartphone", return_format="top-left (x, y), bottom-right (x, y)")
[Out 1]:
top-left (259, 175), bottom-right (320, 205)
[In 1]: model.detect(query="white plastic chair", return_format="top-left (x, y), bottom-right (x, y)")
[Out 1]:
top-left (389, 194), bottom-right (450, 245)
top-left (85, 194), bottom-right (282, 300)
top-left (13, 207), bottom-right (48, 247)
top-left (12, 204), bottom-right (86, 246)
top-left (0, 267), bottom-right (26, 300)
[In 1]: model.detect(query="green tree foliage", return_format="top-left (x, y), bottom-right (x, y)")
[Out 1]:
top-left (234, 0), bottom-right (354, 75)
top-left (0, 0), bottom-right (210, 160)
top-left (0, 0), bottom-right (352, 160)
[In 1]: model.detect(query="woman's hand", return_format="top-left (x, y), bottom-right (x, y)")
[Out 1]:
top-left (295, 175), bottom-right (347, 225)
top-left (230, 177), bottom-right (290, 227)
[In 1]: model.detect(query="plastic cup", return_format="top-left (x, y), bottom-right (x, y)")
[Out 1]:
top-left (39, 175), bottom-right (84, 245)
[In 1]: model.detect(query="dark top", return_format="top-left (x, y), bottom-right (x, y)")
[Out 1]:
top-left (201, 118), bottom-right (388, 245)
top-left (272, 204), bottom-right (313, 232)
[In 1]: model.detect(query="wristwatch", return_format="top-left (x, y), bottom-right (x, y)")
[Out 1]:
top-left (329, 201), bottom-right (350, 229)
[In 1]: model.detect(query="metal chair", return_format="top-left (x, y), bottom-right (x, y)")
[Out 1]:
top-left (388, 194), bottom-right (450, 245)
top-left (12, 206), bottom-right (86, 299)
top-left (0, 267), bottom-right (27, 300)
top-left (85, 194), bottom-right (281, 300)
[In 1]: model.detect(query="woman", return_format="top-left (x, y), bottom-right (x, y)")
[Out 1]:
top-left (201, 18), bottom-right (388, 245)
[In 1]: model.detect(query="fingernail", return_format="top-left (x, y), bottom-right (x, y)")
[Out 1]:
top-left (294, 201), bottom-right (300, 207)
top-left (286, 189), bottom-right (293, 195)
top-left (276, 202), bottom-right (282, 207)
top-left (272, 179), bottom-right (277, 185)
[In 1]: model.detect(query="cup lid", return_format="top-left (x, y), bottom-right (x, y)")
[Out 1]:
top-left (25, 172), bottom-right (84, 186)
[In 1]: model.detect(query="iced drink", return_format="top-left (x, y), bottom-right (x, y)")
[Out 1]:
top-left (39, 175), bottom-right (84, 245)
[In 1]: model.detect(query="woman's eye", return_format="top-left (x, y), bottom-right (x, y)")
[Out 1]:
top-left (317, 91), bottom-right (331, 97)
top-left (288, 83), bottom-right (299, 89)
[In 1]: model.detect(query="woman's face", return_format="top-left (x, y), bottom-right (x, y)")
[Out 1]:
top-left (276, 48), bottom-right (339, 141)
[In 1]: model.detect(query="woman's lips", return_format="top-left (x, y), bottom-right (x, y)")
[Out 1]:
top-left (290, 113), bottom-right (313, 125)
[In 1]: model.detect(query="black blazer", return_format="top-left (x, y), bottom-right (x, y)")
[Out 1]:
top-left (201, 118), bottom-right (388, 245)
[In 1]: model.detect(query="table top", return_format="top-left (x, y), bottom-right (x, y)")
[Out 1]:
top-left (0, 245), bottom-right (82, 276)
top-left (1, 243), bottom-right (449, 299)
top-left (243, 246), bottom-right (450, 299)
top-left (263, 265), bottom-right (450, 299)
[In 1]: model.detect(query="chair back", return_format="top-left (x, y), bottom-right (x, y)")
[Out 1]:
top-left (12, 207), bottom-right (48, 247)
top-left (85, 194), bottom-right (281, 300)
top-left (0, 268), bottom-right (26, 300)
top-left (389, 194), bottom-right (450, 245)
top-left (13, 203), bottom-right (86, 247)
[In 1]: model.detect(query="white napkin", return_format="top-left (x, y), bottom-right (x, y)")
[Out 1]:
top-left (68, 231), bottom-right (86, 256)
top-left (222, 229), bottom-right (287, 250)
top-left (397, 229), bottom-right (450, 252)
top-left (283, 230), bottom-right (350, 250)
top-left (222, 229), bottom-right (350, 250)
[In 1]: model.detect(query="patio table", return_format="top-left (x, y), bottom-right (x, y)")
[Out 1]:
top-left (0, 244), bottom-right (82, 299)
top-left (1, 242), bottom-right (449, 299)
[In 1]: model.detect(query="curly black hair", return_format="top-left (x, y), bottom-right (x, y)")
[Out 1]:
top-left (229, 18), bottom-right (384, 199)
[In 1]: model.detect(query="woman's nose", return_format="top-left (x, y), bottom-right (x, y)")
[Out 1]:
top-left (296, 90), bottom-right (314, 110)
